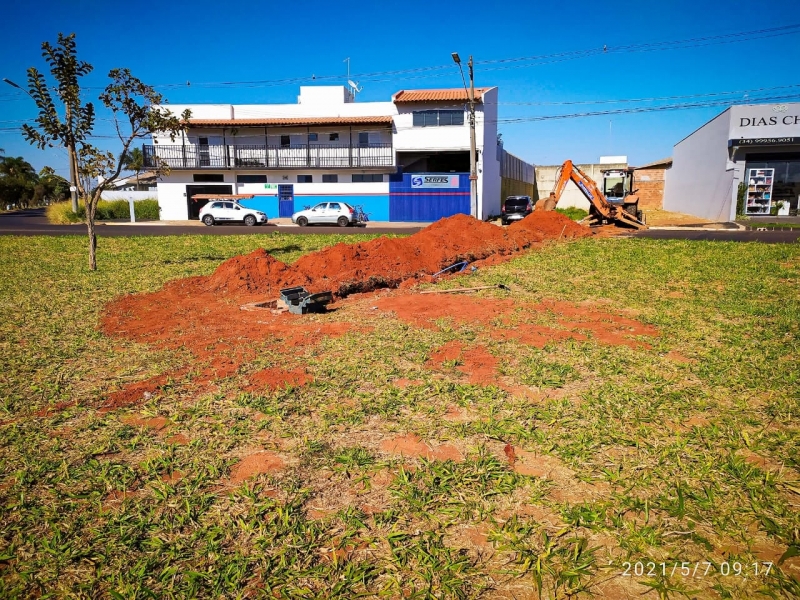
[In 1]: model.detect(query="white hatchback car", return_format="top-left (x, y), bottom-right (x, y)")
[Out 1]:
top-left (291, 201), bottom-right (356, 227)
top-left (199, 201), bottom-right (268, 226)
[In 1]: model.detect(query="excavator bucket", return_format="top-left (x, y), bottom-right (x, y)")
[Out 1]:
top-left (614, 208), bottom-right (648, 230)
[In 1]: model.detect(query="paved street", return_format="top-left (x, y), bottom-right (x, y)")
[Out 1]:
top-left (1, 208), bottom-right (799, 242)
top-left (0, 208), bottom-right (425, 237)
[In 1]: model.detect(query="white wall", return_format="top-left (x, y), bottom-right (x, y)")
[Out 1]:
top-left (664, 110), bottom-right (734, 220)
top-left (157, 170), bottom-right (392, 220)
top-left (479, 87), bottom-right (501, 219)
top-left (101, 190), bottom-right (158, 201)
top-left (393, 103), bottom-right (477, 152)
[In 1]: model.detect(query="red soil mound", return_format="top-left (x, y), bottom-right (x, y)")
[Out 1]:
top-left (204, 212), bottom-right (590, 298)
top-left (98, 213), bottom-right (593, 408)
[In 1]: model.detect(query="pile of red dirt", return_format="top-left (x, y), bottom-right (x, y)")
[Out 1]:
top-left (205, 212), bottom-right (590, 299)
top-left (97, 213), bottom-right (591, 407)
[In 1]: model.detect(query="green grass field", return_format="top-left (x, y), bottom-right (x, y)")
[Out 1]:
top-left (0, 232), bottom-right (798, 599)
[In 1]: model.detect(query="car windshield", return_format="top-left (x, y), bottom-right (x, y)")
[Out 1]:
top-left (505, 197), bottom-right (529, 208)
top-left (312, 203), bottom-right (326, 210)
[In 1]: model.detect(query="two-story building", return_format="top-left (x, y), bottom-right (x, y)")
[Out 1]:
top-left (145, 85), bottom-right (534, 222)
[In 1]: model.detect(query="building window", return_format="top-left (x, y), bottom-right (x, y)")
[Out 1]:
top-left (329, 133), bottom-right (339, 141)
top-left (308, 133), bottom-right (318, 142)
top-left (297, 175), bottom-right (313, 183)
top-left (358, 132), bottom-right (369, 146)
top-left (236, 175), bottom-right (267, 184)
top-left (280, 135), bottom-right (291, 148)
top-left (353, 174), bottom-right (383, 182)
top-left (412, 109), bottom-right (464, 127)
top-left (322, 174), bottom-right (338, 183)
top-left (193, 174), bottom-right (224, 182)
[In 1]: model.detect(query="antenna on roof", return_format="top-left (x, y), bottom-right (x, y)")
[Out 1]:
top-left (348, 79), bottom-right (362, 93)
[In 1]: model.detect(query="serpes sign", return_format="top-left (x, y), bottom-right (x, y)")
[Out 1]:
top-left (411, 174), bottom-right (460, 188)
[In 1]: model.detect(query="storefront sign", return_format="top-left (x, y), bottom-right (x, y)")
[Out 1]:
top-left (729, 104), bottom-right (800, 139)
top-left (410, 175), bottom-right (460, 188)
top-left (728, 137), bottom-right (800, 147)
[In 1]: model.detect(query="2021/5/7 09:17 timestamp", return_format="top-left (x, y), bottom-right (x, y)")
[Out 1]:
top-left (621, 561), bottom-right (774, 578)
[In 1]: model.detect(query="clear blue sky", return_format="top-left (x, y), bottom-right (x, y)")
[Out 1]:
top-left (1, 0), bottom-right (799, 177)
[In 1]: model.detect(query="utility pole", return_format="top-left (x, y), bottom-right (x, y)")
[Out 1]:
top-left (451, 54), bottom-right (478, 218)
top-left (467, 56), bottom-right (478, 219)
top-left (4, 78), bottom-right (79, 212)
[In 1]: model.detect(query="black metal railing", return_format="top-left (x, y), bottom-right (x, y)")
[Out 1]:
top-left (143, 143), bottom-right (394, 169)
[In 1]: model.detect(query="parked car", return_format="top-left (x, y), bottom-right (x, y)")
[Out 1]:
top-left (501, 195), bottom-right (533, 225)
top-left (292, 201), bottom-right (357, 227)
top-left (199, 201), bottom-right (268, 226)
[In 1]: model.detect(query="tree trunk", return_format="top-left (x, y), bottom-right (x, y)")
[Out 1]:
top-left (86, 196), bottom-right (98, 271)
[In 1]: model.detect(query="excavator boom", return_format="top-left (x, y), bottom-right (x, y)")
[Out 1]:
top-left (546, 160), bottom-right (647, 229)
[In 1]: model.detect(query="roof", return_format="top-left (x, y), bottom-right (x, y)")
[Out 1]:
top-left (187, 116), bottom-right (394, 127)
top-left (190, 194), bottom-right (255, 200)
top-left (392, 88), bottom-right (489, 103)
top-left (634, 157), bottom-right (673, 169)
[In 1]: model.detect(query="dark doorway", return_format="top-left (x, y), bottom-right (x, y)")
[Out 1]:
top-left (186, 184), bottom-right (232, 219)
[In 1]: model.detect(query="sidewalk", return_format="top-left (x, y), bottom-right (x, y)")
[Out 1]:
top-left (100, 217), bottom-right (432, 228)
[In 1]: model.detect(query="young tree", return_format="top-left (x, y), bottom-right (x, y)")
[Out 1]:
top-left (21, 33), bottom-right (189, 270)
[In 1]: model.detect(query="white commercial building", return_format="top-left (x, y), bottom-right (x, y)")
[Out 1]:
top-left (664, 102), bottom-right (800, 220)
top-left (146, 86), bottom-right (534, 222)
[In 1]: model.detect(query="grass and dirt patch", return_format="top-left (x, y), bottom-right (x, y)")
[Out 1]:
top-left (555, 207), bottom-right (589, 221)
top-left (0, 230), bottom-right (798, 598)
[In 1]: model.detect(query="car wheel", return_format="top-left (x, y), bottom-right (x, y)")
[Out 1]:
top-left (244, 215), bottom-right (257, 227)
top-left (297, 216), bottom-right (308, 227)
top-left (202, 215), bottom-right (214, 226)
top-left (337, 216), bottom-right (349, 227)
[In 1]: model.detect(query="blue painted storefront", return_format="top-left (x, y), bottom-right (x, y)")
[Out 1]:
top-left (237, 173), bottom-right (469, 222)
top-left (239, 194), bottom-right (390, 221)
top-left (389, 173), bottom-right (470, 222)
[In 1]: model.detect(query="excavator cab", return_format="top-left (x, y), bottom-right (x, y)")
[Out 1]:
top-left (602, 169), bottom-right (633, 202)
top-left (602, 168), bottom-right (643, 222)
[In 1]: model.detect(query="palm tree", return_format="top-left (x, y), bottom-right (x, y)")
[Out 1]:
top-left (0, 156), bottom-right (38, 208)
top-left (121, 147), bottom-right (145, 189)
top-left (0, 156), bottom-right (37, 180)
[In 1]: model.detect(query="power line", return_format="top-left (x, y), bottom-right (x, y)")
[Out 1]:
top-left (496, 83), bottom-right (800, 106)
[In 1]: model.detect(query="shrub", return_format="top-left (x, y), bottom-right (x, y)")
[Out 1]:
top-left (46, 199), bottom-right (160, 224)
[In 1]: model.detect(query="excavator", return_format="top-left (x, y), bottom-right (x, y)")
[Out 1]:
top-left (537, 160), bottom-right (647, 229)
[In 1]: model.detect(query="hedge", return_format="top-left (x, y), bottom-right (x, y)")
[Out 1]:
top-left (47, 199), bottom-right (160, 224)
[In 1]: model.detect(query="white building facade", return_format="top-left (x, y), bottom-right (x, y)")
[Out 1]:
top-left (146, 86), bottom-right (525, 222)
top-left (664, 102), bottom-right (800, 220)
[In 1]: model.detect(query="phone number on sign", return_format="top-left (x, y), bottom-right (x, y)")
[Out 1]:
top-left (621, 561), bottom-right (773, 578)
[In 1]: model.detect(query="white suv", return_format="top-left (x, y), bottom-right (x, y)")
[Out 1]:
top-left (291, 201), bottom-right (356, 227)
top-left (199, 201), bottom-right (268, 226)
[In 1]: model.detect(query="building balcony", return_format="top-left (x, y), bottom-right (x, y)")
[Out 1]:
top-left (143, 143), bottom-right (394, 170)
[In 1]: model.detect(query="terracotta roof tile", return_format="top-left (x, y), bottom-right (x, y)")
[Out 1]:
top-left (392, 88), bottom-right (489, 103)
top-left (187, 116), bottom-right (394, 127)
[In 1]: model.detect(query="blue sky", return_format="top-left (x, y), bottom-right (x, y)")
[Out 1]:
top-left (1, 0), bottom-right (799, 177)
